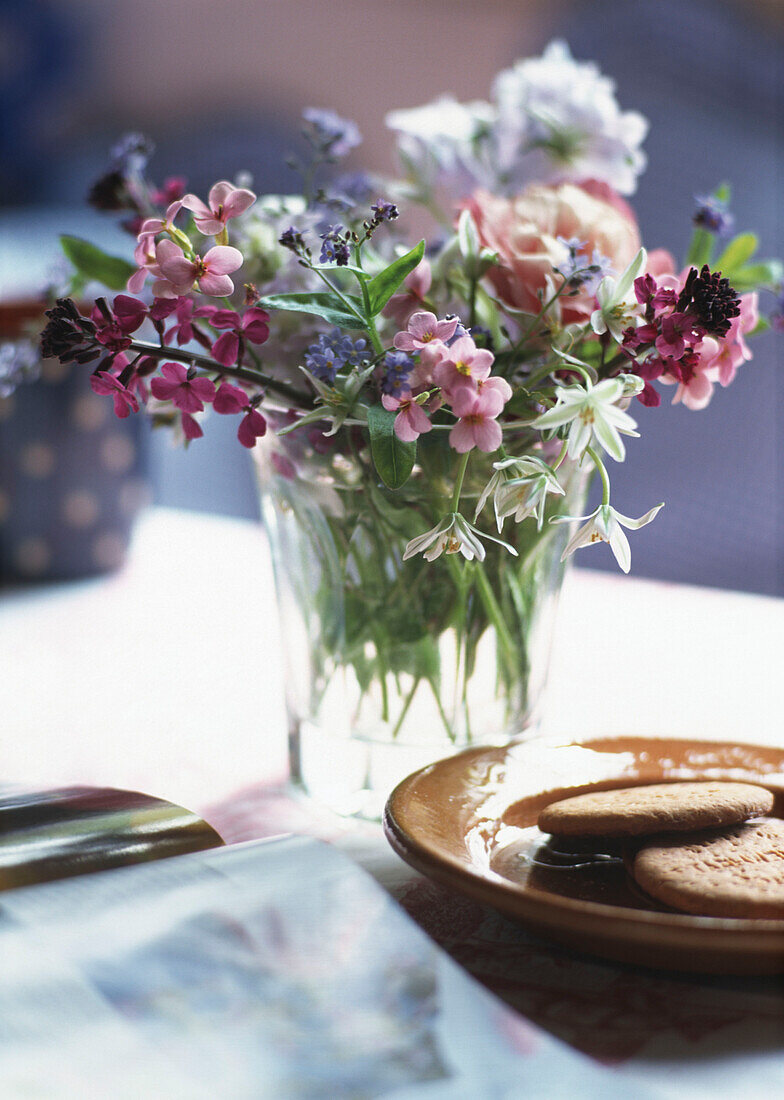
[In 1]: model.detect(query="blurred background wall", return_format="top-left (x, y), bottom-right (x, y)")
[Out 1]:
top-left (1, 0), bottom-right (781, 593)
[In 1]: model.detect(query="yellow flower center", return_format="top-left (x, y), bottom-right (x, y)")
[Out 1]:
top-left (455, 360), bottom-right (471, 375)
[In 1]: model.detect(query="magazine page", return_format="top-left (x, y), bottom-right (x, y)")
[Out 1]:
top-left (0, 836), bottom-right (664, 1099)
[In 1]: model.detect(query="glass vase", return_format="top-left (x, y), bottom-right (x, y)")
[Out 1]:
top-left (254, 420), bottom-right (587, 819)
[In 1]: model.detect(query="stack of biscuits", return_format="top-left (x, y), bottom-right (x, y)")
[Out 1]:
top-left (537, 781), bottom-right (784, 919)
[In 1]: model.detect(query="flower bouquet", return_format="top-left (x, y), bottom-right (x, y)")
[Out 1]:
top-left (40, 42), bottom-right (781, 815)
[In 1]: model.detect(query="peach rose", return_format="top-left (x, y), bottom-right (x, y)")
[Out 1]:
top-left (464, 182), bottom-right (641, 323)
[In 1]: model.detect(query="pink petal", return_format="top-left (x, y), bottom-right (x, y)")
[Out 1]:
top-left (241, 311), bottom-right (269, 343)
top-left (112, 393), bottom-right (132, 418)
top-left (90, 371), bottom-right (120, 397)
top-left (193, 215), bottom-right (226, 236)
top-left (449, 420), bottom-right (476, 453)
top-left (473, 417), bottom-right (503, 453)
top-left (407, 403), bottom-right (432, 434)
top-left (198, 272), bottom-right (235, 297)
top-left (221, 188), bottom-right (256, 220)
top-left (474, 385), bottom-right (506, 418)
top-left (394, 410), bottom-right (419, 442)
top-left (207, 181), bottom-right (235, 210)
top-left (190, 377), bottom-right (217, 402)
top-left (213, 382), bottom-right (247, 415)
top-left (208, 309), bottom-right (241, 330)
top-left (212, 331), bottom-right (240, 367)
top-left (150, 377), bottom-right (180, 401)
top-left (181, 194), bottom-right (212, 220)
top-left (381, 393), bottom-right (401, 412)
top-left (393, 332), bottom-right (417, 351)
top-left (181, 412), bottom-right (203, 439)
top-left (408, 311), bottom-right (438, 339)
top-left (160, 362), bottom-right (188, 383)
top-left (170, 386), bottom-right (204, 414)
top-left (238, 409), bottom-right (267, 448)
top-left (127, 267), bottom-right (148, 294)
top-left (450, 387), bottom-right (479, 419)
top-left (157, 240), bottom-right (197, 284)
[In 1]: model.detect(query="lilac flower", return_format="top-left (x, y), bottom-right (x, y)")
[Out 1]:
top-left (109, 132), bottom-right (155, 174)
top-left (303, 108), bottom-right (362, 158)
top-left (319, 227), bottom-right (350, 265)
top-left (693, 195), bottom-right (734, 236)
top-left (555, 236), bottom-right (614, 295)
top-left (381, 350), bottom-right (415, 396)
top-left (304, 329), bottom-right (368, 383)
top-left (370, 200), bottom-right (399, 222)
top-left (492, 41), bottom-right (648, 195)
top-left (279, 226), bottom-right (306, 253)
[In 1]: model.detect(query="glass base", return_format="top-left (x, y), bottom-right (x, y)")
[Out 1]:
top-left (289, 719), bottom-right (528, 821)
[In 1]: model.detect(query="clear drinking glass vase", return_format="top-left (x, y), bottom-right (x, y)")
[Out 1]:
top-left (254, 418), bottom-right (586, 819)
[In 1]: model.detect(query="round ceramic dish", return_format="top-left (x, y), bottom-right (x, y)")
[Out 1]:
top-left (383, 737), bottom-right (784, 974)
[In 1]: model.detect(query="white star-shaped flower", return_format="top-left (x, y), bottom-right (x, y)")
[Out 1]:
top-left (590, 248), bottom-right (647, 341)
top-left (403, 512), bottom-right (517, 564)
top-left (486, 456), bottom-right (565, 531)
top-left (531, 377), bottom-right (639, 462)
top-left (552, 502), bottom-right (664, 573)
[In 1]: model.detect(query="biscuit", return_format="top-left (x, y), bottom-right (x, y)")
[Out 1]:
top-left (633, 818), bottom-right (784, 918)
top-left (537, 781), bottom-right (774, 838)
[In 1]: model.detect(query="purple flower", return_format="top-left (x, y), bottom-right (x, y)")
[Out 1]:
top-left (370, 200), bottom-right (399, 222)
top-left (279, 226), bottom-right (306, 253)
top-left (381, 350), bottom-right (414, 396)
top-left (319, 225), bottom-right (350, 266)
top-left (693, 195), bottom-right (734, 236)
top-left (304, 329), bottom-right (368, 382)
top-left (302, 108), bottom-right (362, 157)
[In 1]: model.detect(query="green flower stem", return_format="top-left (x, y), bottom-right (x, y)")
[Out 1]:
top-left (126, 338), bottom-right (312, 406)
top-left (428, 677), bottom-right (457, 742)
top-left (552, 441), bottom-right (569, 471)
top-left (473, 561), bottom-right (518, 682)
top-left (390, 676), bottom-right (421, 739)
top-left (357, 277), bottom-right (385, 357)
top-left (451, 452), bottom-right (471, 511)
top-left (307, 262), bottom-right (368, 326)
top-left (587, 444), bottom-right (611, 505)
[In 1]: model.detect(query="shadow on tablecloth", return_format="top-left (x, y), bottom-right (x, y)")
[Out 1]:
top-left (204, 778), bottom-right (784, 1065)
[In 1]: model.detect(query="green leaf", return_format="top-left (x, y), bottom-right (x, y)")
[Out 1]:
top-left (731, 259), bottom-right (784, 291)
top-left (684, 227), bottom-right (714, 269)
top-left (715, 233), bottom-right (758, 276)
top-left (367, 404), bottom-right (416, 489)
top-left (256, 291), bottom-right (365, 329)
top-left (60, 236), bottom-right (136, 291)
top-left (366, 240), bottom-right (425, 316)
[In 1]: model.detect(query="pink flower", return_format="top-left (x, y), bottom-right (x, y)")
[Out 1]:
top-left (182, 181), bottom-right (256, 236)
top-left (152, 177), bottom-right (187, 206)
top-left (381, 392), bottom-right (433, 442)
top-left (91, 295), bottom-right (148, 352)
top-left (156, 240), bottom-right (244, 297)
top-left (703, 292), bottom-right (758, 387)
top-left (207, 307), bottom-right (270, 367)
top-left (383, 260), bottom-right (432, 328)
top-left (150, 362), bottom-right (216, 412)
top-left (90, 371), bottom-right (140, 418)
top-left (212, 381), bottom-right (248, 415)
top-left (237, 408), bottom-right (267, 448)
top-left (393, 310), bottom-right (458, 354)
top-left (164, 297), bottom-right (206, 346)
top-left (432, 336), bottom-right (493, 399)
top-left (137, 200), bottom-right (184, 240)
top-left (464, 182), bottom-right (640, 323)
top-left (127, 235), bottom-right (162, 294)
top-left (449, 382), bottom-right (509, 453)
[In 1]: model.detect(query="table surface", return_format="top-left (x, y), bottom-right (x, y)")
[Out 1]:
top-left (2, 507), bottom-right (783, 1095)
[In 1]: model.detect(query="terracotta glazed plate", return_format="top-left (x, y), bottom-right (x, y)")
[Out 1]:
top-left (383, 737), bottom-right (784, 974)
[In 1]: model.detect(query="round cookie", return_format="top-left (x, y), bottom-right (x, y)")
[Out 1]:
top-left (633, 818), bottom-right (784, 918)
top-left (537, 781), bottom-right (774, 838)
